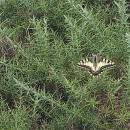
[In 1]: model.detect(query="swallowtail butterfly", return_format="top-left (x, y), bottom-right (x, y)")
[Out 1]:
top-left (77, 54), bottom-right (115, 77)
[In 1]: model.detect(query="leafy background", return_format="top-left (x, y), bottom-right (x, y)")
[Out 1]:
top-left (0, 0), bottom-right (130, 130)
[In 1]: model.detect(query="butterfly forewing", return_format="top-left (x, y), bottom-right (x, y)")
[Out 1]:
top-left (78, 58), bottom-right (93, 70)
top-left (99, 59), bottom-right (115, 69)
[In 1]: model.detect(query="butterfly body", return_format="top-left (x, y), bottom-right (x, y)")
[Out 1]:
top-left (78, 54), bottom-right (115, 77)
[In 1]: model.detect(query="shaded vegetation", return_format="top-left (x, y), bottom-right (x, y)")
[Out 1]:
top-left (0, 0), bottom-right (130, 130)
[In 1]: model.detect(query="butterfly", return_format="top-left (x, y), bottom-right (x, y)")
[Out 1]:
top-left (77, 54), bottom-right (115, 77)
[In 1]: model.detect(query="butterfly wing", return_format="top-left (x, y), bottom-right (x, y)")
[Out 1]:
top-left (77, 58), bottom-right (93, 71)
top-left (97, 58), bottom-right (115, 70)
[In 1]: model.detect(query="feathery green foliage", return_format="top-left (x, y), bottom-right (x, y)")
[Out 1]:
top-left (0, 0), bottom-right (130, 130)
